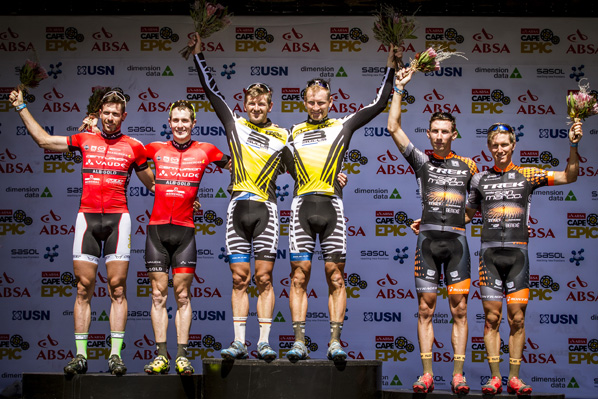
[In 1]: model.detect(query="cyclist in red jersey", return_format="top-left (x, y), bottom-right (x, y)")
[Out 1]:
top-left (465, 122), bottom-right (583, 396)
top-left (10, 88), bottom-right (155, 376)
top-left (143, 100), bottom-right (229, 375)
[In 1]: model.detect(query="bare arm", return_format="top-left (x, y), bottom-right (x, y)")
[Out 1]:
top-left (136, 167), bottom-right (155, 193)
top-left (552, 122), bottom-right (582, 185)
top-left (10, 88), bottom-right (69, 152)
top-left (465, 207), bottom-right (477, 224)
top-left (387, 67), bottom-right (414, 154)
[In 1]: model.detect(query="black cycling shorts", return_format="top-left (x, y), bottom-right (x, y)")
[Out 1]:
top-left (145, 224), bottom-right (196, 274)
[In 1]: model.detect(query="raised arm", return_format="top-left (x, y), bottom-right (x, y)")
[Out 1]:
top-left (387, 67), bottom-right (414, 154)
top-left (552, 122), bottom-right (582, 185)
top-left (10, 88), bottom-right (69, 152)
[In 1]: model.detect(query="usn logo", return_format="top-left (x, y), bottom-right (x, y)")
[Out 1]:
top-left (540, 314), bottom-right (578, 325)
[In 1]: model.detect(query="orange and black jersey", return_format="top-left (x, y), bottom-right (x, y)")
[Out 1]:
top-left (193, 53), bottom-right (291, 202)
top-left (289, 66), bottom-right (394, 197)
top-left (467, 162), bottom-right (554, 244)
top-left (404, 143), bottom-right (478, 234)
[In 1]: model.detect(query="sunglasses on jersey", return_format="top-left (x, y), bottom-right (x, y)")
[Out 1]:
top-left (306, 79), bottom-right (330, 90)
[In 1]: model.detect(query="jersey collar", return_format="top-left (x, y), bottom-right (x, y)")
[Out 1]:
top-left (430, 150), bottom-right (455, 160)
top-left (493, 162), bottom-right (516, 173)
top-left (307, 116), bottom-right (329, 125)
top-left (101, 130), bottom-right (123, 140)
top-left (172, 139), bottom-right (193, 150)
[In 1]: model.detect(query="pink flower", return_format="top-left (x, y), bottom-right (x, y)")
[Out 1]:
top-left (434, 62), bottom-right (440, 71)
top-left (426, 47), bottom-right (437, 58)
top-left (206, 3), bottom-right (217, 16)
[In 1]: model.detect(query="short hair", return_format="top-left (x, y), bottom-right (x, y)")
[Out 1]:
top-left (304, 78), bottom-right (331, 101)
top-left (487, 123), bottom-right (516, 145)
top-left (100, 90), bottom-right (127, 113)
top-left (245, 82), bottom-right (272, 104)
top-left (429, 112), bottom-right (456, 131)
top-left (169, 100), bottom-right (196, 120)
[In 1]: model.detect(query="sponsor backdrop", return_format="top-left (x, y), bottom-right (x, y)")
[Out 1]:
top-left (0, 15), bottom-right (597, 397)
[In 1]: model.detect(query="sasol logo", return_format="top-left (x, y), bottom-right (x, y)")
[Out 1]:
top-left (0, 334), bottom-right (30, 360)
top-left (360, 249), bottom-right (390, 259)
top-left (566, 29), bottom-right (598, 54)
top-left (236, 27), bottom-right (273, 52)
top-left (330, 27), bottom-right (368, 52)
top-left (41, 271), bottom-right (77, 297)
top-left (194, 209), bottom-right (223, 236)
top-left (42, 87), bottom-right (81, 113)
top-left (536, 67), bottom-right (565, 79)
top-left (540, 314), bottom-right (578, 325)
top-left (77, 65), bottom-right (115, 76)
top-left (0, 272), bottom-right (31, 298)
top-left (529, 274), bottom-right (559, 301)
top-left (343, 149), bottom-right (368, 174)
top-left (517, 90), bottom-right (555, 115)
top-left (345, 273), bottom-right (368, 298)
top-left (425, 27), bottom-right (464, 52)
top-left (91, 27), bottom-right (130, 52)
top-left (250, 66), bottom-right (288, 76)
top-left (566, 276), bottom-right (597, 302)
top-left (45, 26), bottom-right (84, 51)
top-left (375, 150), bottom-right (415, 175)
top-left (0, 209), bottom-right (31, 236)
top-left (568, 337), bottom-right (598, 364)
top-left (536, 251), bottom-right (566, 262)
top-left (471, 89), bottom-right (510, 114)
top-left (36, 334), bottom-right (73, 361)
top-left (567, 213), bottom-right (598, 239)
top-left (375, 274), bottom-right (415, 300)
top-left (0, 27), bottom-right (34, 52)
top-left (375, 210), bottom-right (414, 237)
top-left (422, 89), bottom-right (461, 114)
top-left (186, 334), bottom-right (220, 360)
top-left (0, 147), bottom-right (33, 173)
top-left (375, 335), bottom-right (415, 362)
top-left (140, 26), bottom-right (179, 51)
top-left (281, 28), bottom-right (320, 53)
top-left (521, 28), bottom-right (560, 53)
top-left (280, 87), bottom-right (305, 113)
top-left (363, 312), bottom-right (401, 322)
top-left (472, 28), bottom-right (510, 53)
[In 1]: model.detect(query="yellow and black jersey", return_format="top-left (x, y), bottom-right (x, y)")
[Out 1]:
top-left (194, 53), bottom-right (291, 202)
top-left (290, 67), bottom-right (394, 197)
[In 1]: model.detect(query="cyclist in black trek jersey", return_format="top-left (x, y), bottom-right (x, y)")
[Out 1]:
top-left (285, 45), bottom-right (397, 363)
top-left (387, 66), bottom-right (478, 394)
top-left (465, 121), bottom-right (583, 396)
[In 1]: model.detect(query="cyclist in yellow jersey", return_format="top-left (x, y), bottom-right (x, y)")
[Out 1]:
top-left (286, 45), bottom-right (397, 362)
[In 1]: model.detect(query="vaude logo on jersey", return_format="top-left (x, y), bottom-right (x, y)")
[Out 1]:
top-left (0, 27), bottom-right (34, 52)
top-left (235, 27), bottom-right (273, 52)
top-left (250, 66), bottom-right (288, 76)
top-left (422, 89), bottom-right (461, 114)
top-left (472, 28), bottom-right (510, 53)
top-left (471, 89), bottom-right (511, 114)
top-left (424, 27), bottom-right (464, 51)
top-left (567, 337), bottom-right (598, 365)
top-left (516, 89), bottom-right (555, 115)
top-left (77, 65), bottom-right (115, 76)
top-left (140, 26), bottom-right (179, 51)
top-left (330, 27), bottom-right (368, 52)
top-left (45, 26), bottom-right (84, 51)
top-left (521, 28), bottom-right (560, 53)
top-left (540, 313), bottom-right (578, 325)
top-left (566, 29), bottom-right (598, 54)
top-left (282, 28), bottom-right (320, 53)
top-left (91, 27), bottom-right (129, 52)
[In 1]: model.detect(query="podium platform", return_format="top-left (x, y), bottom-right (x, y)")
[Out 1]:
top-left (21, 361), bottom-right (565, 399)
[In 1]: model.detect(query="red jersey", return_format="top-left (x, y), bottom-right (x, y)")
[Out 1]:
top-left (145, 140), bottom-right (226, 227)
top-left (68, 131), bottom-right (148, 213)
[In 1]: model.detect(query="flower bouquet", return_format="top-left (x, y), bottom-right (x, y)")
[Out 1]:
top-left (18, 59), bottom-right (48, 91)
top-left (409, 47), bottom-right (468, 73)
top-left (79, 86), bottom-right (111, 132)
top-left (179, 0), bottom-right (232, 60)
top-left (372, 4), bottom-right (417, 66)
top-left (567, 80), bottom-right (598, 123)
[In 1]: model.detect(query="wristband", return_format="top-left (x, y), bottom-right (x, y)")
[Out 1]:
top-left (394, 85), bottom-right (406, 96)
top-left (15, 103), bottom-right (26, 112)
top-left (570, 142), bottom-right (578, 148)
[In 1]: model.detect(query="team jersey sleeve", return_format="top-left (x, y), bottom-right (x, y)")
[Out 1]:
top-left (402, 142), bottom-right (428, 172)
top-left (341, 66), bottom-right (395, 134)
top-left (193, 53), bottom-right (236, 131)
top-left (131, 139), bottom-right (149, 171)
top-left (144, 142), bottom-right (158, 160)
top-left (67, 133), bottom-right (83, 152)
top-left (520, 167), bottom-right (553, 190)
top-left (202, 142), bottom-right (230, 168)
top-left (467, 172), bottom-right (483, 209)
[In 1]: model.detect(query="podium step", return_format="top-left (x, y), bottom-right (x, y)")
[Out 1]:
top-left (381, 388), bottom-right (564, 399)
top-left (22, 372), bottom-right (200, 399)
top-left (202, 359), bottom-right (381, 399)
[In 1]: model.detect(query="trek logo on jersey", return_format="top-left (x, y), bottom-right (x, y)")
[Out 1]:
top-left (193, 209), bottom-right (223, 236)
top-left (40, 271), bottom-right (77, 298)
top-left (471, 89), bottom-right (511, 114)
top-left (375, 150), bottom-right (415, 175)
top-left (90, 27), bottom-right (129, 52)
top-left (235, 27), bottom-right (274, 52)
top-left (375, 210), bottom-right (414, 237)
top-left (471, 336), bottom-right (509, 362)
top-left (568, 337), bottom-right (598, 364)
top-left (0, 146), bottom-right (33, 173)
top-left (140, 26), bottom-right (179, 51)
top-left (42, 87), bottom-right (81, 113)
top-left (0, 271), bottom-right (31, 300)
top-left (0, 209), bottom-right (32, 236)
top-left (43, 149), bottom-right (81, 173)
top-left (0, 334), bottom-right (30, 360)
top-left (566, 29), bottom-right (598, 54)
top-left (0, 27), bottom-right (34, 52)
top-left (280, 88), bottom-right (305, 113)
top-left (330, 27), bottom-right (368, 52)
top-left (345, 273), bottom-right (368, 299)
top-left (566, 275), bottom-right (598, 302)
top-left (567, 213), bottom-right (598, 239)
top-left (472, 28), bottom-right (510, 53)
top-left (375, 274), bottom-right (415, 300)
top-left (375, 335), bottom-right (415, 362)
top-left (45, 26), bottom-right (84, 51)
top-left (281, 28), bottom-right (320, 52)
top-left (185, 87), bottom-right (214, 113)
top-left (422, 88), bottom-right (462, 114)
top-left (529, 274), bottom-right (560, 301)
top-left (278, 335), bottom-right (319, 358)
top-left (516, 90), bottom-right (555, 115)
top-left (521, 28), bottom-right (560, 53)
top-left (424, 27), bottom-right (464, 52)
top-left (187, 334), bottom-right (221, 360)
